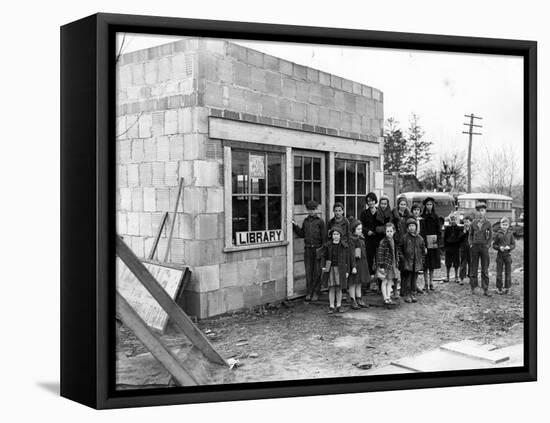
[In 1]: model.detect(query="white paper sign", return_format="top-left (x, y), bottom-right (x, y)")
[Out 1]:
top-left (249, 154), bottom-right (265, 178)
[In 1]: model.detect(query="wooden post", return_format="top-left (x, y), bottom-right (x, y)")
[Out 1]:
top-left (148, 212), bottom-right (168, 260)
top-left (164, 177), bottom-right (184, 263)
top-left (285, 147), bottom-right (294, 297)
top-left (116, 292), bottom-right (198, 386)
top-left (116, 236), bottom-right (227, 365)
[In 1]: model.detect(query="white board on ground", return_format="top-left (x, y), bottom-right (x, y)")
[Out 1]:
top-left (117, 258), bottom-right (187, 333)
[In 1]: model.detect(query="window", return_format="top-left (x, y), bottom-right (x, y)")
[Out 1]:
top-left (334, 159), bottom-right (370, 221)
top-left (231, 150), bottom-right (283, 245)
top-left (294, 155), bottom-right (322, 205)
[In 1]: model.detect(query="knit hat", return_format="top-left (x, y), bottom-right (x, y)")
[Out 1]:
top-left (329, 225), bottom-right (345, 237)
top-left (379, 194), bottom-right (390, 205)
top-left (406, 218), bottom-right (417, 228)
top-left (306, 200), bottom-right (319, 210)
top-left (396, 196), bottom-right (409, 207)
top-left (422, 196), bottom-right (436, 206)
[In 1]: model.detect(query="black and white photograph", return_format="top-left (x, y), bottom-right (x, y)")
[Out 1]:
top-left (114, 32), bottom-right (526, 389)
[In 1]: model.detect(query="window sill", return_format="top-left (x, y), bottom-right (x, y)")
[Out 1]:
top-left (223, 241), bottom-right (289, 253)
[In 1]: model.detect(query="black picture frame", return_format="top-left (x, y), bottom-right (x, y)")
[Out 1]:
top-left (60, 12), bottom-right (537, 409)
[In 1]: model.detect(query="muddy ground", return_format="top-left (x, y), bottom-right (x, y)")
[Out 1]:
top-left (117, 239), bottom-right (524, 385)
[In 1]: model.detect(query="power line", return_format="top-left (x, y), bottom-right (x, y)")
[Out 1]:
top-left (462, 113), bottom-right (483, 192)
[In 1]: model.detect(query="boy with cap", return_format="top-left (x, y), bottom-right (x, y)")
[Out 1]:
top-left (399, 218), bottom-right (426, 303)
top-left (469, 202), bottom-right (493, 296)
top-left (292, 200), bottom-right (326, 301)
top-left (492, 217), bottom-right (516, 294)
top-left (443, 212), bottom-right (463, 283)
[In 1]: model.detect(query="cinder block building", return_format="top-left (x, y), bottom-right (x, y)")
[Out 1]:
top-left (116, 38), bottom-right (384, 318)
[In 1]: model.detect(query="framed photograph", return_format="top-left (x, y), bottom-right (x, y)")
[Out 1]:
top-left (60, 13), bottom-right (537, 409)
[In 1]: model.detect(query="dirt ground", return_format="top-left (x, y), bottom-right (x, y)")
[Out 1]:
top-left (117, 239), bottom-right (524, 385)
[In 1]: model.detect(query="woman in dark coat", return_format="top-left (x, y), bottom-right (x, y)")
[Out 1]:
top-left (359, 192), bottom-right (380, 276)
top-left (392, 196), bottom-right (411, 245)
top-left (374, 195), bottom-right (393, 243)
top-left (420, 197), bottom-right (442, 291)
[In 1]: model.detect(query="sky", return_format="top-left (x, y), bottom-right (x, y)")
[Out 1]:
top-left (118, 34), bottom-right (524, 186)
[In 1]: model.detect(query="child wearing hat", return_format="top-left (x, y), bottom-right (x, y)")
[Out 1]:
top-left (469, 202), bottom-right (493, 296)
top-left (492, 217), bottom-right (516, 294)
top-left (420, 197), bottom-right (442, 291)
top-left (443, 212), bottom-right (464, 283)
top-left (292, 200), bottom-right (326, 301)
top-left (392, 196), bottom-right (411, 245)
top-left (459, 215), bottom-right (473, 285)
top-left (399, 218), bottom-right (426, 303)
top-left (318, 226), bottom-right (350, 313)
top-left (376, 222), bottom-right (400, 306)
top-left (348, 220), bottom-right (371, 309)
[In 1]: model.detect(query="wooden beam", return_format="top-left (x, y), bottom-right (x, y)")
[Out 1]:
top-left (116, 292), bottom-right (198, 386)
top-left (210, 117), bottom-right (379, 156)
top-left (285, 147), bottom-right (294, 297)
top-left (148, 212), bottom-right (168, 260)
top-left (164, 177), bottom-right (184, 263)
top-left (116, 236), bottom-right (227, 365)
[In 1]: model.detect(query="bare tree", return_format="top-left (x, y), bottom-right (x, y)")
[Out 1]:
top-left (440, 151), bottom-right (467, 193)
top-left (481, 147), bottom-right (518, 196)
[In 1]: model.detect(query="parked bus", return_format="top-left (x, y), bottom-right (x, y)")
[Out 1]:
top-left (457, 193), bottom-right (513, 224)
top-left (396, 192), bottom-right (456, 226)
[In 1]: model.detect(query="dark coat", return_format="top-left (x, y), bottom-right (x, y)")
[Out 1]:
top-left (376, 236), bottom-right (399, 272)
top-left (444, 224), bottom-right (465, 250)
top-left (469, 218), bottom-right (493, 247)
top-left (348, 234), bottom-right (371, 285)
top-left (360, 207), bottom-right (380, 273)
top-left (420, 211), bottom-right (441, 269)
top-left (293, 215), bottom-right (326, 247)
top-left (392, 207), bottom-right (411, 243)
top-left (327, 216), bottom-right (351, 240)
top-left (400, 232), bottom-right (426, 272)
top-left (492, 228), bottom-right (516, 256)
top-left (318, 240), bottom-right (351, 286)
top-left (375, 206), bottom-right (393, 240)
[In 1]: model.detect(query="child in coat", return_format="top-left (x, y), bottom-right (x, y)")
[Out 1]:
top-left (399, 218), bottom-right (426, 303)
top-left (469, 202), bottom-right (493, 296)
top-left (319, 226), bottom-right (350, 313)
top-left (492, 217), bottom-right (516, 294)
top-left (376, 223), bottom-right (400, 306)
top-left (348, 220), bottom-right (371, 309)
top-left (443, 213), bottom-right (464, 283)
top-left (328, 202), bottom-right (351, 240)
top-left (459, 215), bottom-right (473, 285)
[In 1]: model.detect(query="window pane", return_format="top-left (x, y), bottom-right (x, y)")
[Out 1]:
top-left (346, 196), bottom-right (356, 221)
top-left (267, 154), bottom-right (281, 194)
top-left (303, 157), bottom-right (312, 181)
top-left (232, 197), bottom-right (249, 241)
top-left (250, 197), bottom-right (266, 231)
top-left (294, 156), bottom-right (302, 180)
top-left (313, 158), bottom-right (321, 180)
top-left (357, 196), bottom-right (366, 216)
top-left (335, 160), bottom-right (345, 194)
top-left (346, 161), bottom-right (356, 194)
top-left (294, 181), bottom-right (302, 205)
top-left (268, 196), bottom-right (282, 230)
top-left (313, 182), bottom-right (321, 204)
top-left (250, 177), bottom-right (265, 195)
top-left (232, 150), bottom-right (249, 194)
top-left (304, 182), bottom-right (312, 204)
top-left (357, 162), bottom-right (367, 194)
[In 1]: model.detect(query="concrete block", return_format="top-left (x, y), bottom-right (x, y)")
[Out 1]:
top-left (232, 61), bottom-right (250, 87)
top-left (250, 67), bottom-right (267, 92)
top-left (319, 71), bottom-right (331, 86)
top-left (217, 57), bottom-right (233, 83)
top-left (117, 212), bottom-right (128, 235)
top-left (131, 188), bottom-right (143, 211)
top-left (372, 88), bottom-right (382, 102)
top-left (361, 115), bottom-right (372, 133)
top-left (132, 63), bottom-right (145, 85)
top-left (265, 72), bottom-right (282, 96)
top-left (278, 59), bottom-right (293, 76)
top-left (139, 212), bottom-right (152, 237)
top-left (172, 53), bottom-right (189, 80)
top-left (228, 42), bottom-right (247, 62)
top-left (341, 112), bottom-right (352, 132)
top-left (169, 136), bottom-right (184, 161)
top-left (305, 104), bottom-right (319, 126)
top-left (165, 161), bottom-right (179, 186)
top-left (256, 259), bottom-right (271, 281)
top-left (204, 81), bottom-right (224, 108)
top-left (334, 91), bottom-right (345, 110)
top-left (204, 39), bottom-right (226, 55)
top-left (226, 86), bottom-right (247, 112)
top-left (220, 262), bottom-right (239, 288)
top-left (194, 214), bottom-right (218, 240)
top-left (182, 187), bottom-right (206, 214)
top-left (131, 139), bottom-right (144, 163)
top-left (125, 115), bottom-right (139, 139)
top-left (330, 74), bottom-right (342, 90)
top-left (247, 49), bottom-right (264, 67)
top-left (224, 286), bottom-right (244, 311)
top-left (157, 188), bottom-right (170, 211)
top-left (238, 260), bottom-right (257, 285)
top-left (260, 94), bottom-right (278, 117)
top-left (177, 213), bottom-right (194, 239)
top-left (362, 85), bottom-right (373, 98)
top-left (261, 279), bottom-right (277, 303)
top-left (178, 107), bottom-right (193, 134)
top-left (156, 136), bottom-right (170, 162)
top-left (264, 54), bottom-right (279, 72)
top-left (243, 284), bottom-right (262, 308)
top-left (244, 91), bottom-right (262, 115)
top-left (306, 67), bottom-right (319, 83)
top-left (151, 111), bottom-right (164, 136)
top-left (144, 61), bottom-right (157, 85)
top-left (127, 212), bottom-right (140, 235)
top-left (206, 188), bottom-right (224, 213)
top-left (193, 108), bottom-right (209, 134)
top-left (130, 236), bottom-right (145, 258)
top-left (116, 117), bottom-right (127, 140)
top-left (192, 264), bottom-right (220, 292)
top-left (118, 65), bottom-right (132, 89)
top-left (157, 57), bottom-right (171, 82)
top-left (293, 64), bottom-right (307, 80)
top-left (278, 99), bottom-right (292, 120)
top-left (117, 165), bottom-right (127, 188)
top-left (282, 78), bottom-right (297, 98)
top-left (193, 161), bottom-right (220, 187)
top-left (170, 238), bottom-right (185, 263)
top-left (375, 101), bottom-right (384, 120)
top-left (165, 110), bottom-right (178, 135)
top-left (270, 256), bottom-right (286, 280)
top-left (178, 161), bottom-right (193, 185)
top-left (143, 138), bottom-right (156, 161)
top-left (275, 278), bottom-right (286, 298)
top-left (151, 162), bottom-right (165, 186)
top-left (206, 290), bottom-right (227, 317)
top-left (183, 134), bottom-right (206, 160)
top-left (138, 113), bottom-right (152, 138)
top-left (329, 109), bottom-right (341, 128)
top-left (118, 140), bottom-right (131, 163)
top-left (151, 212), bottom-right (167, 236)
top-left (342, 78), bottom-right (353, 92)
top-left (169, 187), bottom-right (180, 210)
top-left (318, 107), bottom-right (330, 127)
top-left (351, 115), bottom-right (361, 134)
top-left (127, 164), bottom-right (139, 187)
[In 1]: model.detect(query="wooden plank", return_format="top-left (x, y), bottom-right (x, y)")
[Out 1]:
top-left (210, 117), bottom-right (380, 156)
top-left (224, 145), bottom-right (233, 249)
top-left (116, 236), bottom-right (227, 365)
top-left (116, 292), bottom-right (198, 386)
top-left (117, 258), bottom-right (187, 333)
top-left (392, 348), bottom-right (500, 372)
top-left (285, 146), bottom-right (294, 297)
top-left (148, 212), bottom-right (168, 260)
top-left (440, 341), bottom-right (510, 364)
top-left (164, 177), bottom-right (184, 262)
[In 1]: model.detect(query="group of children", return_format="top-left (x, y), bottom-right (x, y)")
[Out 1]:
top-left (293, 193), bottom-right (517, 314)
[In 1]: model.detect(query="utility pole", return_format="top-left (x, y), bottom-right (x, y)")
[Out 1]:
top-left (462, 114), bottom-right (483, 193)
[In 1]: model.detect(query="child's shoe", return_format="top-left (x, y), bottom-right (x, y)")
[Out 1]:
top-left (404, 296), bottom-right (412, 303)
top-left (504, 288), bottom-right (510, 295)
top-left (497, 288), bottom-right (504, 295)
top-left (336, 306), bottom-right (345, 313)
top-left (311, 293), bottom-right (319, 302)
top-left (458, 279), bottom-right (464, 285)
top-left (351, 299), bottom-right (359, 310)
top-left (328, 307), bottom-right (335, 314)
top-left (411, 295), bottom-right (417, 303)
top-left (357, 298), bottom-right (367, 308)
top-left (305, 295), bottom-right (312, 302)
top-left (483, 289), bottom-right (492, 297)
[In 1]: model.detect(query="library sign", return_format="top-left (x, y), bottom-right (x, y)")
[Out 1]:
top-left (235, 229), bottom-right (283, 246)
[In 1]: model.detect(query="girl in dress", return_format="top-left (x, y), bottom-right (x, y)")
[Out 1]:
top-left (348, 220), bottom-right (371, 309)
top-left (376, 223), bottom-right (400, 307)
top-left (420, 197), bottom-right (442, 291)
top-left (319, 226), bottom-right (350, 314)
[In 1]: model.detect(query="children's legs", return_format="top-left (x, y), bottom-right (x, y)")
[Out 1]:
top-left (429, 269), bottom-right (434, 287)
top-left (336, 287), bottom-right (343, 308)
top-left (480, 246), bottom-right (490, 291)
top-left (348, 283), bottom-right (356, 300)
top-left (355, 284), bottom-right (362, 300)
top-left (401, 271), bottom-right (411, 298)
top-left (386, 279), bottom-right (393, 300)
top-left (504, 255), bottom-right (512, 290)
top-left (445, 266), bottom-right (451, 281)
top-left (423, 268), bottom-right (429, 289)
top-left (470, 245), bottom-right (480, 289)
top-left (329, 287), bottom-right (336, 308)
top-left (495, 255), bottom-right (504, 290)
top-left (380, 279), bottom-right (388, 300)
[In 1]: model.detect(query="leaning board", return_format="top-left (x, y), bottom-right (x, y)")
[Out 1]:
top-left (117, 258), bottom-right (188, 333)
